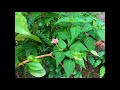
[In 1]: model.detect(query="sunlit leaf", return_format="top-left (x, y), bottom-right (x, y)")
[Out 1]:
top-left (100, 66), bottom-right (105, 78)
top-left (29, 69), bottom-right (46, 77)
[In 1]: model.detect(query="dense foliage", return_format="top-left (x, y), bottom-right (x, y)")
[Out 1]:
top-left (15, 12), bottom-right (105, 78)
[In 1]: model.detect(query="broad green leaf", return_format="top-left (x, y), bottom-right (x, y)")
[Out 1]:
top-left (70, 26), bottom-right (81, 41)
top-left (98, 51), bottom-right (105, 57)
top-left (28, 34), bottom-right (41, 42)
top-left (88, 55), bottom-right (95, 67)
top-left (95, 59), bottom-right (101, 67)
top-left (63, 60), bottom-right (75, 78)
top-left (27, 55), bottom-right (35, 61)
top-left (27, 62), bottom-right (43, 70)
top-left (74, 72), bottom-right (82, 78)
top-left (100, 66), bottom-right (105, 78)
top-left (29, 69), bottom-right (46, 77)
top-left (96, 30), bottom-right (105, 41)
top-left (52, 46), bottom-right (60, 55)
top-left (58, 30), bottom-right (68, 40)
top-left (15, 34), bottom-right (27, 41)
top-left (44, 17), bottom-right (52, 26)
top-left (58, 39), bottom-right (67, 49)
top-left (55, 17), bottom-right (69, 24)
top-left (15, 12), bottom-right (31, 35)
top-left (63, 50), bottom-right (74, 58)
top-left (83, 37), bottom-right (96, 51)
top-left (81, 23), bottom-right (93, 32)
top-left (70, 42), bottom-right (88, 52)
top-left (90, 50), bottom-right (100, 57)
top-left (55, 52), bottom-right (65, 67)
top-left (96, 19), bottom-right (105, 26)
top-left (74, 55), bottom-right (86, 69)
top-left (86, 16), bottom-right (94, 22)
top-left (27, 55), bottom-right (42, 62)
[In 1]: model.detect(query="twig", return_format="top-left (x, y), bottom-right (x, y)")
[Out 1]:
top-left (17, 52), bottom-right (53, 67)
top-left (17, 52), bottom-right (64, 69)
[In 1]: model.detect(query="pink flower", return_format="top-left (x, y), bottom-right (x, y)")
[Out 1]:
top-left (51, 38), bottom-right (59, 44)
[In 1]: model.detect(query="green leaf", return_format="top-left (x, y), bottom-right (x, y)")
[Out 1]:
top-left (83, 37), bottom-right (96, 51)
top-left (27, 62), bottom-right (43, 70)
top-left (44, 17), bottom-right (52, 26)
top-left (74, 55), bottom-right (86, 69)
top-left (63, 60), bottom-right (75, 78)
top-left (86, 16), bottom-right (94, 22)
top-left (58, 30), bottom-right (68, 40)
top-left (15, 12), bottom-right (31, 35)
top-left (70, 42), bottom-right (88, 52)
top-left (95, 59), bottom-right (101, 67)
top-left (27, 55), bottom-right (42, 62)
top-left (100, 66), bottom-right (105, 78)
top-left (15, 34), bottom-right (27, 41)
top-left (58, 39), bottom-right (67, 49)
top-left (81, 52), bottom-right (87, 61)
top-left (27, 34), bottom-right (41, 42)
top-left (98, 51), bottom-right (105, 57)
top-left (55, 17), bottom-right (69, 24)
top-left (96, 19), bottom-right (105, 26)
top-left (81, 23), bottom-right (93, 32)
top-left (96, 30), bottom-right (105, 41)
top-left (29, 69), bottom-right (46, 77)
top-left (55, 52), bottom-right (65, 67)
top-left (15, 56), bottom-right (19, 68)
top-left (88, 55), bottom-right (95, 67)
top-left (63, 50), bottom-right (74, 58)
top-left (74, 72), bottom-right (82, 78)
top-left (70, 26), bottom-right (81, 41)
top-left (90, 50), bottom-right (100, 57)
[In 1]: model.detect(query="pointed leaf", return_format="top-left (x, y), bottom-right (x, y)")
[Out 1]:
top-left (83, 37), bottom-right (96, 51)
top-left (95, 59), bottom-right (101, 67)
top-left (15, 34), bottom-right (27, 41)
top-left (55, 52), bottom-right (65, 67)
top-left (86, 16), bottom-right (94, 22)
top-left (81, 23), bottom-right (93, 32)
top-left (90, 50), bottom-right (100, 57)
top-left (70, 26), bottom-right (81, 41)
top-left (58, 39), bottom-right (67, 49)
top-left (70, 42), bottom-right (88, 52)
top-left (74, 56), bottom-right (86, 69)
top-left (97, 30), bottom-right (105, 41)
top-left (58, 30), bottom-right (68, 40)
top-left (63, 60), bottom-right (75, 78)
top-left (15, 12), bottom-right (31, 35)
top-left (100, 66), bottom-right (105, 78)
top-left (96, 19), bottom-right (105, 26)
top-left (28, 34), bottom-right (41, 42)
top-left (63, 50), bottom-right (74, 58)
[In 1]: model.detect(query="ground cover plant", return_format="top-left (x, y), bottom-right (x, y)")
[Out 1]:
top-left (15, 12), bottom-right (105, 78)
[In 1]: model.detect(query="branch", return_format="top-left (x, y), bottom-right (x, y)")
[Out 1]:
top-left (17, 52), bottom-right (53, 67)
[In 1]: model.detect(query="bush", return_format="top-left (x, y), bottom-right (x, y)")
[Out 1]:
top-left (15, 12), bottom-right (105, 78)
